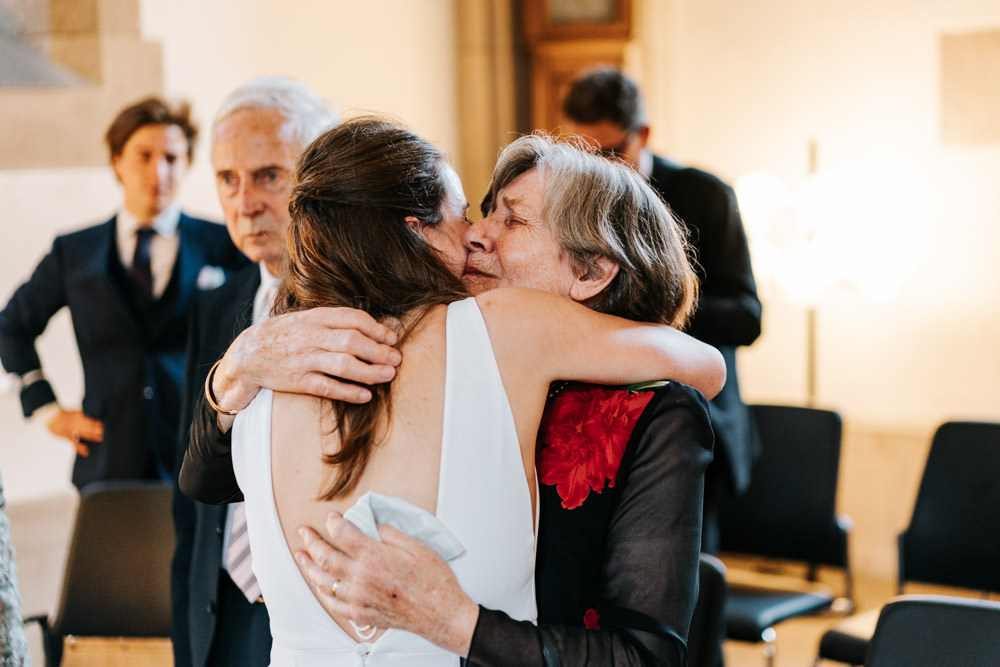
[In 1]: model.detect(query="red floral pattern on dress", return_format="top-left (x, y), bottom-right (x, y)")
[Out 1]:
top-left (537, 383), bottom-right (655, 509)
top-left (583, 608), bottom-right (601, 629)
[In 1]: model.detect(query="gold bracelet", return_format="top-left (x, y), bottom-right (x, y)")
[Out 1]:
top-left (205, 358), bottom-right (240, 416)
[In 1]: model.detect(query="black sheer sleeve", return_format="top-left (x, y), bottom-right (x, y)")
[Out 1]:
top-left (466, 383), bottom-right (714, 666)
top-left (178, 391), bottom-right (243, 504)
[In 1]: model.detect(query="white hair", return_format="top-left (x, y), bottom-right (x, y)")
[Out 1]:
top-left (212, 75), bottom-right (339, 150)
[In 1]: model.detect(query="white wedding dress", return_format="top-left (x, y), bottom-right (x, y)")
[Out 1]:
top-left (232, 297), bottom-right (537, 666)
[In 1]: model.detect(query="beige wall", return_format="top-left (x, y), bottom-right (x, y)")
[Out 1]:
top-left (635, 0), bottom-right (1000, 433)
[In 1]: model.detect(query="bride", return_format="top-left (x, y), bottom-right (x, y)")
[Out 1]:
top-left (228, 117), bottom-right (720, 665)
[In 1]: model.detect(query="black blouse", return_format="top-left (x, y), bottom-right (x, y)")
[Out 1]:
top-left (467, 381), bottom-right (713, 666)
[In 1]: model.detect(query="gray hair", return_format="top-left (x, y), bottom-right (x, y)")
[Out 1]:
top-left (482, 133), bottom-right (697, 328)
top-left (212, 75), bottom-right (339, 151)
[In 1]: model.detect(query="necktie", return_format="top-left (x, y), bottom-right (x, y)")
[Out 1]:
top-left (225, 278), bottom-right (277, 604)
top-left (131, 227), bottom-right (155, 299)
top-left (226, 502), bottom-right (261, 602)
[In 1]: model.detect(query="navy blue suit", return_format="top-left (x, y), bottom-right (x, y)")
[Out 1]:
top-left (170, 264), bottom-right (271, 667)
top-left (0, 214), bottom-right (246, 489)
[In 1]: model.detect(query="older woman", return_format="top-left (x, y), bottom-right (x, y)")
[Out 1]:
top-left (183, 132), bottom-right (720, 665)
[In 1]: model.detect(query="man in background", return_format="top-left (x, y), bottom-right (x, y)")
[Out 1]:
top-left (562, 66), bottom-right (763, 555)
top-left (0, 96), bottom-right (245, 489)
top-left (170, 75), bottom-right (337, 667)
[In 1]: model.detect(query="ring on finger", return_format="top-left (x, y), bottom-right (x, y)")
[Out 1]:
top-left (331, 579), bottom-right (341, 598)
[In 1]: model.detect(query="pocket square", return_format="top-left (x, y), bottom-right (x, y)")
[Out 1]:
top-left (196, 265), bottom-right (227, 290)
top-left (343, 492), bottom-right (465, 562)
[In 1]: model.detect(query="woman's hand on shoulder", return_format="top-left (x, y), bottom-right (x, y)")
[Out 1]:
top-left (215, 307), bottom-right (404, 411)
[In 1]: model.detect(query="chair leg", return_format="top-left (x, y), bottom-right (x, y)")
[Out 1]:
top-left (762, 640), bottom-right (776, 667)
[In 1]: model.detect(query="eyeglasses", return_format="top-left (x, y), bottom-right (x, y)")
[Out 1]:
top-left (599, 131), bottom-right (637, 159)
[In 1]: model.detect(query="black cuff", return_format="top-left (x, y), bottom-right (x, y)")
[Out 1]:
top-left (22, 380), bottom-right (57, 418)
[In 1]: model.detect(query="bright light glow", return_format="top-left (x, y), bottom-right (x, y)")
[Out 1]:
top-left (736, 167), bottom-right (912, 306)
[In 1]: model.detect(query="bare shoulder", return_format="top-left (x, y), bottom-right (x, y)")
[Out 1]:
top-left (474, 287), bottom-right (576, 327)
top-left (272, 391), bottom-right (326, 435)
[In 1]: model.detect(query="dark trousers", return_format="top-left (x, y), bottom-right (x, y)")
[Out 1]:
top-left (206, 572), bottom-right (271, 667)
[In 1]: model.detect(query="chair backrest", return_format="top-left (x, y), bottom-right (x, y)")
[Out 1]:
top-left (687, 553), bottom-right (727, 667)
top-left (718, 404), bottom-right (847, 568)
top-left (865, 595), bottom-right (1000, 667)
top-left (49, 480), bottom-right (175, 637)
top-left (899, 421), bottom-right (1000, 593)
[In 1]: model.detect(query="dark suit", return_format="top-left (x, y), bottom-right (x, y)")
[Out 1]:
top-left (647, 154), bottom-right (763, 553)
top-left (170, 264), bottom-right (270, 667)
top-left (0, 214), bottom-right (245, 489)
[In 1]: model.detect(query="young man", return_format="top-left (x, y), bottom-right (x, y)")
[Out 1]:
top-left (0, 96), bottom-right (245, 489)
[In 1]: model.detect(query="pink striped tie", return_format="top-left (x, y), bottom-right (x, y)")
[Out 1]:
top-left (226, 502), bottom-right (261, 602)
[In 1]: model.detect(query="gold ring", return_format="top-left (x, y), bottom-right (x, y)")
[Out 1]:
top-left (331, 580), bottom-right (340, 598)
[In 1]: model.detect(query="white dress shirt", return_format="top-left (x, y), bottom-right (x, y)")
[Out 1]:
top-left (116, 204), bottom-right (181, 299)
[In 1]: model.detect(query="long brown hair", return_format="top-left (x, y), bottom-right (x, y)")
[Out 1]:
top-left (274, 117), bottom-right (466, 499)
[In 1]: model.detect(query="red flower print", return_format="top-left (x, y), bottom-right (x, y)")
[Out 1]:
top-left (538, 384), bottom-right (654, 509)
top-left (583, 608), bottom-right (600, 629)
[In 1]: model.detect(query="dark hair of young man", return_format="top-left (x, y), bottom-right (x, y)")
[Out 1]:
top-left (105, 96), bottom-right (199, 163)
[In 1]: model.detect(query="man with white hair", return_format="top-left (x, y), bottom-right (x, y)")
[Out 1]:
top-left (170, 75), bottom-right (338, 667)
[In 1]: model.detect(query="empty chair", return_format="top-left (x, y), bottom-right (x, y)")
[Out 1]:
top-left (719, 404), bottom-right (851, 667)
top-left (816, 421), bottom-right (1000, 666)
top-left (24, 480), bottom-right (174, 666)
top-left (864, 595), bottom-right (1000, 667)
top-left (688, 553), bottom-right (727, 667)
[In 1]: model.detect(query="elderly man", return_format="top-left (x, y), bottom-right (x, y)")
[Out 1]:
top-left (169, 76), bottom-right (339, 667)
top-left (181, 132), bottom-right (724, 664)
top-left (0, 96), bottom-right (245, 488)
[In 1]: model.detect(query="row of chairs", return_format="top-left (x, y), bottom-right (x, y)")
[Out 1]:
top-left (709, 405), bottom-right (1000, 667)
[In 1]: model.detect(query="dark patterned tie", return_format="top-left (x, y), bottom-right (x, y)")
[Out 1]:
top-left (131, 227), bottom-right (156, 299)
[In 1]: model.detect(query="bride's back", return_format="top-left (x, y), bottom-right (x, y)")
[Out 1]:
top-left (269, 304), bottom-right (449, 640)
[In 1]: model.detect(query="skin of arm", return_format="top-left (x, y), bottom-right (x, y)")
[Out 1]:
top-left (477, 287), bottom-right (725, 401)
top-left (294, 288), bottom-right (722, 657)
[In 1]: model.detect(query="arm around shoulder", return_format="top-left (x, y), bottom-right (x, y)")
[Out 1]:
top-left (476, 288), bottom-right (725, 399)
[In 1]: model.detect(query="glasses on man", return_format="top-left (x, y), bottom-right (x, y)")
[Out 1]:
top-left (599, 130), bottom-right (636, 159)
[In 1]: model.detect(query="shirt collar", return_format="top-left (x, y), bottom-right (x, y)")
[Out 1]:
top-left (638, 149), bottom-right (653, 180)
top-left (259, 262), bottom-right (280, 291)
top-left (117, 204), bottom-right (182, 238)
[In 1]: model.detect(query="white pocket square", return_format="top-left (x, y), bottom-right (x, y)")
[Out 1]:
top-left (343, 492), bottom-right (465, 561)
top-left (196, 265), bottom-right (227, 290)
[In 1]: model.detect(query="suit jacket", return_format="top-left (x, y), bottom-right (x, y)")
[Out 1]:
top-left (170, 264), bottom-right (270, 667)
top-left (0, 214), bottom-right (246, 489)
top-left (647, 155), bottom-right (763, 494)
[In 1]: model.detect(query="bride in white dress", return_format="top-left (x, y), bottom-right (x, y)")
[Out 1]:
top-left (228, 117), bottom-right (718, 665)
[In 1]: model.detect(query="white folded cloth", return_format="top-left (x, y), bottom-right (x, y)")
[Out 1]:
top-left (343, 491), bottom-right (465, 562)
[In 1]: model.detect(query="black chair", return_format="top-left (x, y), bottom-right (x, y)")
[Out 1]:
top-left (816, 421), bottom-right (1000, 666)
top-left (720, 404), bottom-right (852, 667)
top-left (864, 595), bottom-right (1000, 667)
top-left (688, 553), bottom-right (727, 667)
top-left (24, 480), bottom-right (174, 666)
